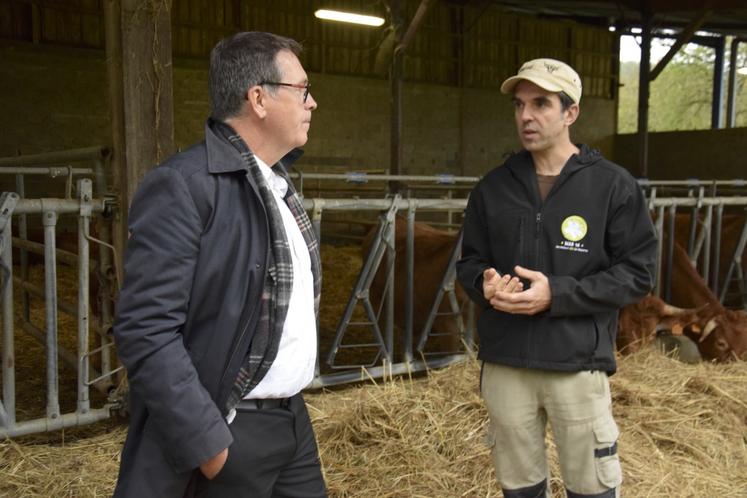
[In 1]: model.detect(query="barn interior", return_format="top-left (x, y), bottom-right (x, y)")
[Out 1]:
top-left (1, 1), bottom-right (747, 497)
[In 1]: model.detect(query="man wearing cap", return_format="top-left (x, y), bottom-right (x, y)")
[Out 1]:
top-left (456, 59), bottom-right (657, 498)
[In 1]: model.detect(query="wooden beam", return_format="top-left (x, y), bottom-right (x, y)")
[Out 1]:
top-left (650, 8), bottom-right (712, 81)
top-left (395, 0), bottom-right (435, 53)
top-left (637, 12), bottom-right (652, 178)
top-left (103, 0), bottom-right (127, 268)
top-left (120, 0), bottom-right (175, 211)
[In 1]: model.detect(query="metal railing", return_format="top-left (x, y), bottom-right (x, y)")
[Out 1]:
top-left (2, 164), bottom-right (746, 436)
top-left (301, 196), bottom-right (474, 388)
top-left (0, 180), bottom-right (120, 437)
top-left (0, 147), bottom-right (120, 438)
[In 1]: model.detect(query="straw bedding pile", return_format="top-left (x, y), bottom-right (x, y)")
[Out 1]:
top-left (1, 348), bottom-right (746, 497)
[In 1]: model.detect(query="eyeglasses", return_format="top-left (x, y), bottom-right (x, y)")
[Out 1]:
top-left (260, 82), bottom-right (311, 103)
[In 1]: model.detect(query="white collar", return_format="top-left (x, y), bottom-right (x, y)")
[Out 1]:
top-left (254, 155), bottom-right (288, 198)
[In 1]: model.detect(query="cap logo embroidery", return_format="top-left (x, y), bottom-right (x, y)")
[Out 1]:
top-left (544, 62), bottom-right (559, 74)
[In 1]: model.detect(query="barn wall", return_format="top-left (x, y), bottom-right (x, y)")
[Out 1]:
top-left (0, 40), bottom-right (616, 183)
top-left (459, 87), bottom-right (616, 176)
top-left (614, 129), bottom-right (747, 179)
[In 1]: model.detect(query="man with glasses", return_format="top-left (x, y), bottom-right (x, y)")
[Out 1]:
top-left (112, 31), bottom-right (326, 498)
top-left (457, 58), bottom-right (657, 498)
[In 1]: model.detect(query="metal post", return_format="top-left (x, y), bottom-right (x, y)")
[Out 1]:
top-left (15, 174), bottom-right (29, 323)
top-left (726, 38), bottom-right (741, 128)
top-left (637, 14), bottom-right (652, 177)
top-left (404, 205), bottom-right (415, 364)
top-left (701, 184), bottom-right (716, 283)
top-left (1, 193), bottom-right (18, 427)
top-left (43, 209), bottom-right (60, 420)
top-left (719, 217), bottom-right (747, 304)
top-left (712, 36), bottom-right (726, 129)
top-left (687, 187), bottom-right (703, 258)
top-left (311, 198), bottom-right (324, 379)
top-left (711, 203), bottom-right (724, 294)
top-left (78, 180), bottom-right (92, 414)
top-left (664, 204), bottom-right (676, 302)
top-left (653, 205), bottom-right (665, 296)
top-left (97, 220), bottom-right (115, 388)
top-left (384, 212), bottom-right (395, 363)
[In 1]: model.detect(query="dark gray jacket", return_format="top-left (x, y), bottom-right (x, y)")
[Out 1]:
top-left (113, 120), bottom-right (296, 497)
top-left (457, 145), bottom-right (657, 374)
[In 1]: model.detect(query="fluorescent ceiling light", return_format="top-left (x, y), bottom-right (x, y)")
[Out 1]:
top-left (314, 9), bottom-right (385, 27)
top-left (737, 67), bottom-right (747, 76)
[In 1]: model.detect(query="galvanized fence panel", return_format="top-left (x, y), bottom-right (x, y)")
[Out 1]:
top-left (2, 167), bottom-right (746, 436)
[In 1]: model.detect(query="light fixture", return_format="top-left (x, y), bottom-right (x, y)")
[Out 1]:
top-left (608, 26), bottom-right (617, 32)
top-left (314, 9), bottom-right (385, 27)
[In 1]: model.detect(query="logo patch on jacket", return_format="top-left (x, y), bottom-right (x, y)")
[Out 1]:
top-left (555, 215), bottom-right (589, 253)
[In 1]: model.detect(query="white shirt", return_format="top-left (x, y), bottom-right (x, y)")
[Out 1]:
top-left (243, 155), bottom-right (317, 399)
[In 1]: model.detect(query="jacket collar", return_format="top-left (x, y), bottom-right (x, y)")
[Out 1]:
top-left (204, 118), bottom-right (305, 174)
top-left (506, 143), bottom-right (600, 180)
top-left (504, 144), bottom-right (601, 206)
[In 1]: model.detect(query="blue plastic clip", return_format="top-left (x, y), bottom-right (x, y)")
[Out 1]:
top-left (346, 172), bottom-right (368, 184)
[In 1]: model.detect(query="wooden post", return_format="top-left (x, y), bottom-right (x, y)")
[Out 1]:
top-left (103, 0), bottom-right (127, 274)
top-left (637, 13), bottom-right (652, 178)
top-left (120, 0), bottom-right (175, 211)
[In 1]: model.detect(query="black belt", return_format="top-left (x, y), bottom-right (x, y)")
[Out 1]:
top-left (236, 397), bottom-right (291, 411)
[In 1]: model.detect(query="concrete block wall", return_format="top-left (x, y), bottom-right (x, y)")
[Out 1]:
top-left (615, 128), bottom-right (747, 179)
top-left (0, 41), bottom-right (618, 189)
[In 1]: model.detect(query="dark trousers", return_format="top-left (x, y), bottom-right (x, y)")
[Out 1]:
top-left (194, 393), bottom-right (327, 498)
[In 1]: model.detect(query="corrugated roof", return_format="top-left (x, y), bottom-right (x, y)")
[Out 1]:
top-left (482, 0), bottom-right (747, 37)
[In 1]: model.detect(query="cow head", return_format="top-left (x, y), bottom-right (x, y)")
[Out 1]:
top-left (684, 308), bottom-right (747, 362)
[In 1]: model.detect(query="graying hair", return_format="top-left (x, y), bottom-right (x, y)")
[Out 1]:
top-left (209, 31), bottom-right (302, 121)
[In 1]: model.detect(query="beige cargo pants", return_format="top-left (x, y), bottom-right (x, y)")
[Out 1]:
top-left (481, 362), bottom-right (622, 498)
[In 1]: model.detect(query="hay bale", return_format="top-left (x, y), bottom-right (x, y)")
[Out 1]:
top-left (1, 349), bottom-right (746, 497)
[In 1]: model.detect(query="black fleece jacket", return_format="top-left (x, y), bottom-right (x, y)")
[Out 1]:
top-left (456, 145), bottom-right (657, 374)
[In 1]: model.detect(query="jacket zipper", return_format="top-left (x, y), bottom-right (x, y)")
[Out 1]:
top-left (525, 211), bottom-right (542, 365)
top-left (534, 212), bottom-right (542, 269)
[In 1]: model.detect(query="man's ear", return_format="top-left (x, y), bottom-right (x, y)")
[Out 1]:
top-left (246, 85), bottom-right (268, 119)
top-left (564, 103), bottom-right (580, 126)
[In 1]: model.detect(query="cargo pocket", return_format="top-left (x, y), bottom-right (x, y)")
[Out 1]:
top-left (592, 417), bottom-right (622, 489)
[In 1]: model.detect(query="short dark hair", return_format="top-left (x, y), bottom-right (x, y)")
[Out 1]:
top-left (558, 91), bottom-right (575, 112)
top-left (209, 31), bottom-right (302, 121)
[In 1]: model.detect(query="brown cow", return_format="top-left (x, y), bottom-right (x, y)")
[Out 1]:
top-left (616, 295), bottom-right (702, 354)
top-left (363, 217), bottom-right (468, 355)
top-left (363, 218), bottom-right (747, 363)
top-left (662, 240), bottom-right (747, 362)
top-left (666, 212), bottom-right (746, 308)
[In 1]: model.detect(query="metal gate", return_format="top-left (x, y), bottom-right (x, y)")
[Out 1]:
top-left (2, 157), bottom-right (746, 437)
top-left (0, 148), bottom-right (120, 438)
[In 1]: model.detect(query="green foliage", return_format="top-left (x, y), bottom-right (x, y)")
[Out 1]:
top-left (618, 40), bottom-right (747, 133)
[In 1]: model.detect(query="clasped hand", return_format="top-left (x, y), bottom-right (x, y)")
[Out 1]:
top-left (482, 265), bottom-right (551, 315)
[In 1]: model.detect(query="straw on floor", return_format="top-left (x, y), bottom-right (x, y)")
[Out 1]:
top-left (2, 348), bottom-right (746, 497)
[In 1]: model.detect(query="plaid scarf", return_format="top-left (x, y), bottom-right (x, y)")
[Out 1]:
top-left (212, 121), bottom-right (322, 412)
